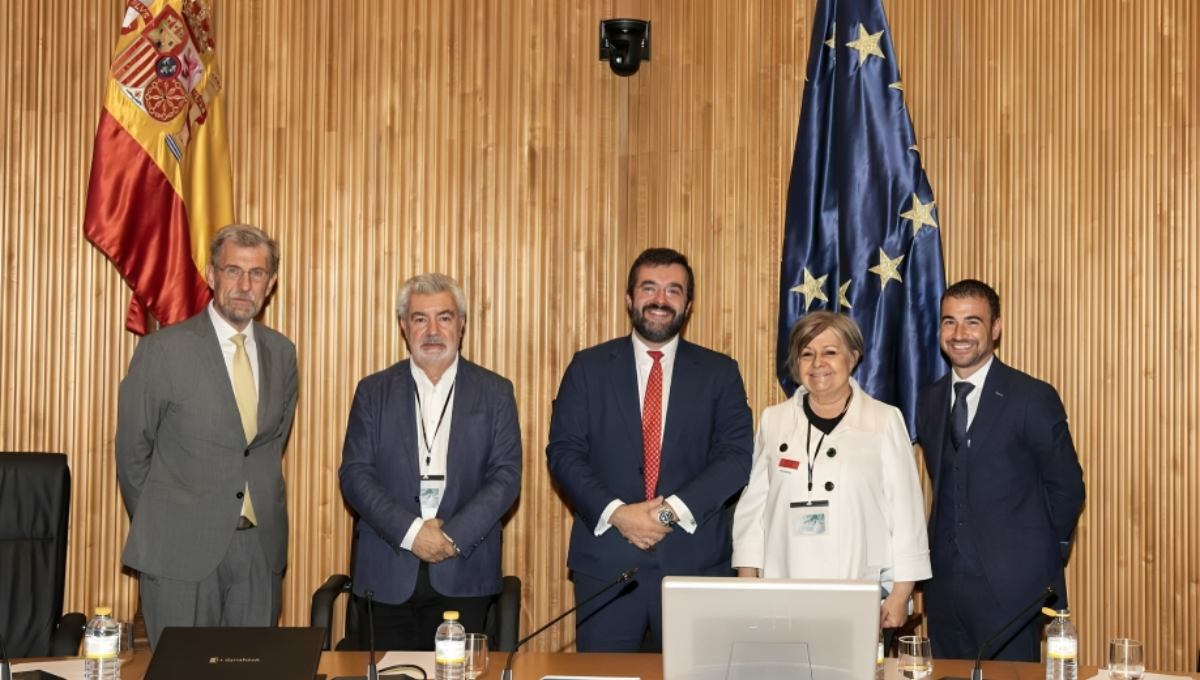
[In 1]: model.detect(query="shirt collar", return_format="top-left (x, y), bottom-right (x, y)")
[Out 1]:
top-left (953, 355), bottom-right (994, 390)
top-left (411, 354), bottom-right (460, 391)
top-left (207, 301), bottom-right (256, 344)
top-left (631, 332), bottom-right (680, 364)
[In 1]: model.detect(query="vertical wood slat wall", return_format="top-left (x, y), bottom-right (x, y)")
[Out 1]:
top-left (0, 0), bottom-right (1196, 669)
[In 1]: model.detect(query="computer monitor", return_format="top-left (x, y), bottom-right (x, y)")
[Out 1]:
top-left (662, 576), bottom-right (881, 680)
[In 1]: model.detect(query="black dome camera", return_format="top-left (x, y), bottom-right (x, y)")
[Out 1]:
top-left (599, 19), bottom-right (651, 77)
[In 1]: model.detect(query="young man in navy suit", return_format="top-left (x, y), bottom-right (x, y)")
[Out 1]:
top-left (547, 248), bottom-right (754, 652)
top-left (340, 273), bottom-right (522, 650)
top-left (916, 280), bottom-right (1085, 661)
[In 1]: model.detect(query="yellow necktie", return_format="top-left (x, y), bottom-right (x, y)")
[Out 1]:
top-left (231, 333), bottom-right (258, 524)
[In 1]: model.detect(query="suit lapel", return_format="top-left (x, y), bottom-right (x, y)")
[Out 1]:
top-left (661, 340), bottom-right (698, 463)
top-left (922, 375), bottom-right (951, 495)
top-left (610, 339), bottom-right (644, 449)
top-left (964, 359), bottom-right (1011, 461)
top-left (192, 312), bottom-right (250, 451)
top-left (253, 331), bottom-right (273, 444)
top-left (392, 362), bottom-right (421, 482)
top-left (445, 360), bottom-right (477, 502)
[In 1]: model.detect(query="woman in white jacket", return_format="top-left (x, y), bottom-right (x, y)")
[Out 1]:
top-left (732, 311), bottom-right (931, 631)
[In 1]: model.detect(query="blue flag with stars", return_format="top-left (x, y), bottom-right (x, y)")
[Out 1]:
top-left (777, 0), bottom-right (947, 439)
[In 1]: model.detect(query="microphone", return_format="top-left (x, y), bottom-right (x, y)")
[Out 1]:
top-left (941, 585), bottom-right (1054, 680)
top-left (366, 590), bottom-right (379, 680)
top-left (501, 568), bottom-right (638, 680)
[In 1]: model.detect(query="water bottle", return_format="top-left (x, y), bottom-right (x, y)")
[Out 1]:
top-left (1044, 607), bottom-right (1077, 680)
top-left (434, 610), bottom-right (466, 680)
top-left (83, 606), bottom-right (121, 680)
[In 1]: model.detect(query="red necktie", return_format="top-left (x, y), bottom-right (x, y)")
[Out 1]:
top-left (643, 350), bottom-right (664, 500)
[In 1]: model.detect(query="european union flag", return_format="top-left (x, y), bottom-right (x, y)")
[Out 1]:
top-left (777, 0), bottom-right (947, 439)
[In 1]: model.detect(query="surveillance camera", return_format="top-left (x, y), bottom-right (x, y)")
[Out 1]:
top-left (599, 19), bottom-right (651, 77)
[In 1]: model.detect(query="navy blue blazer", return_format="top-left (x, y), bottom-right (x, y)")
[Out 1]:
top-left (546, 337), bottom-right (754, 581)
top-left (916, 358), bottom-right (1085, 614)
top-left (339, 358), bottom-right (522, 604)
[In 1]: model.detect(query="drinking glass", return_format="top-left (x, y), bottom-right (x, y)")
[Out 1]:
top-left (898, 635), bottom-right (933, 680)
top-left (1108, 638), bottom-right (1145, 680)
top-left (117, 621), bottom-right (135, 663)
top-left (465, 633), bottom-right (489, 680)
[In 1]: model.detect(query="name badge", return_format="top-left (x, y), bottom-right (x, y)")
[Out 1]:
top-left (790, 500), bottom-right (830, 536)
top-left (778, 458), bottom-right (800, 474)
top-left (419, 475), bottom-right (445, 519)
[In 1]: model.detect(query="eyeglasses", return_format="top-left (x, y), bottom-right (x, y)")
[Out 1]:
top-left (216, 265), bottom-right (270, 283)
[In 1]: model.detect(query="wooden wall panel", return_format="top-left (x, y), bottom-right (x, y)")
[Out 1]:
top-left (1, 0), bottom-right (1197, 669)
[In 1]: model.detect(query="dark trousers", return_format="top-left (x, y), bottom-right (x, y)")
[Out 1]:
top-left (573, 565), bottom-right (662, 653)
top-left (928, 557), bottom-right (1043, 662)
top-left (357, 561), bottom-right (491, 651)
top-left (139, 527), bottom-right (281, 651)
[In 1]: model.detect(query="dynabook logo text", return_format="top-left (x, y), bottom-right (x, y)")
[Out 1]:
top-left (208, 657), bottom-right (261, 663)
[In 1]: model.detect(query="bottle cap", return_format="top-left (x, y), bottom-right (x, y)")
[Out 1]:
top-left (95, 606), bottom-right (113, 616)
top-left (444, 611), bottom-right (460, 620)
top-left (1041, 607), bottom-right (1069, 618)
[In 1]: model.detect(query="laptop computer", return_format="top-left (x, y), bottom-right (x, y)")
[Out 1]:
top-left (144, 626), bottom-right (326, 680)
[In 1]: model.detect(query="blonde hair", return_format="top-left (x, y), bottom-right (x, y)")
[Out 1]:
top-left (786, 311), bottom-right (864, 383)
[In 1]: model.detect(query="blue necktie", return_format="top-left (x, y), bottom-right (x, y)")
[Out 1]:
top-left (951, 382), bottom-right (974, 449)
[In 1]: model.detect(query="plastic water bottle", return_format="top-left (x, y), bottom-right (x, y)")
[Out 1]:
top-left (83, 606), bottom-right (121, 680)
top-left (1044, 607), bottom-right (1077, 680)
top-left (434, 610), bottom-right (466, 680)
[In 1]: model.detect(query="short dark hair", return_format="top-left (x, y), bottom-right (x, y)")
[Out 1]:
top-left (625, 248), bottom-right (695, 302)
top-left (943, 279), bottom-right (1001, 321)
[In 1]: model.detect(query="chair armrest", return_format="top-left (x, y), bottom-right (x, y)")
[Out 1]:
top-left (493, 576), bottom-right (522, 652)
top-left (51, 612), bottom-right (87, 657)
top-left (310, 574), bottom-right (351, 651)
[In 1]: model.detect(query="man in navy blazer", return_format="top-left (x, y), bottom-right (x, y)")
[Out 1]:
top-left (340, 273), bottom-right (522, 650)
top-left (547, 248), bottom-right (754, 652)
top-left (916, 279), bottom-right (1085, 661)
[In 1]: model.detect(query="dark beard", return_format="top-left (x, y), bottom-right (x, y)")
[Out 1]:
top-left (629, 303), bottom-right (687, 343)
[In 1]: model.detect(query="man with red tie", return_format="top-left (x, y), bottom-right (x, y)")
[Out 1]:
top-left (547, 248), bottom-right (754, 652)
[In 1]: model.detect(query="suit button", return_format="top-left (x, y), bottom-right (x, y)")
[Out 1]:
top-left (825, 481), bottom-right (835, 492)
top-left (779, 443), bottom-right (788, 452)
top-left (236, 491), bottom-right (245, 499)
top-left (826, 448), bottom-right (836, 457)
top-left (244, 449), bottom-right (250, 457)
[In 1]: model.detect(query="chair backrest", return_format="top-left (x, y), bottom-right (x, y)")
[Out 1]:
top-left (0, 452), bottom-right (72, 658)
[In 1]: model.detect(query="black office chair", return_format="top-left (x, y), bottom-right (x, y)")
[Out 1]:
top-left (310, 573), bottom-right (522, 652)
top-left (0, 453), bottom-right (87, 658)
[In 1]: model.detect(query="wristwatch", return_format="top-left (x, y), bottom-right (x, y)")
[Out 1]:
top-left (657, 506), bottom-right (678, 528)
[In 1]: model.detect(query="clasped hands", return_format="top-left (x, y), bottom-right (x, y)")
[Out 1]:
top-left (612, 496), bottom-right (673, 551)
top-left (411, 518), bottom-right (459, 564)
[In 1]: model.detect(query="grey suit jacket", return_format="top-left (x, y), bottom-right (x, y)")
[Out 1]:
top-left (116, 309), bottom-right (299, 581)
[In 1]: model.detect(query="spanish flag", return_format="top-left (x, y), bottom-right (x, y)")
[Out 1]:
top-left (84, 0), bottom-right (233, 335)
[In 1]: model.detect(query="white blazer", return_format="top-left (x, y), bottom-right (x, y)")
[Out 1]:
top-left (732, 379), bottom-right (931, 590)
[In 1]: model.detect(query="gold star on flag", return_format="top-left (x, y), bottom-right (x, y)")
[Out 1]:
top-left (790, 269), bottom-right (829, 311)
top-left (825, 23), bottom-right (836, 50)
top-left (869, 249), bottom-right (905, 290)
top-left (846, 23), bottom-right (886, 66)
top-left (889, 81), bottom-right (903, 91)
top-left (839, 280), bottom-right (853, 309)
top-left (899, 194), bottom-right (939, 235)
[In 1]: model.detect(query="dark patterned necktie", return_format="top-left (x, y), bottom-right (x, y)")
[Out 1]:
top-left (951, 382), bottom-right (974, 449)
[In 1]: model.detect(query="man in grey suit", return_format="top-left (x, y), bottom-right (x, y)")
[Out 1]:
top-left (116, 224), bottom-right (298, 650)
top-left (340, 273), bottom-right (521, 650)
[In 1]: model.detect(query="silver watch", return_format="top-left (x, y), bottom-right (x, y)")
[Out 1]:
top-left (657, 507), bottom-right (677, 527)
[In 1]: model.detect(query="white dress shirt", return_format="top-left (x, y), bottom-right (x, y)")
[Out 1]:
top-left (950, 355), bottom-right (994, 433)
top-left (400, 356), bottom-right (459, 550)
top-left (208, 302), bottom-right (261, 394)
top-left (596, 333), bottom-right (699, 535)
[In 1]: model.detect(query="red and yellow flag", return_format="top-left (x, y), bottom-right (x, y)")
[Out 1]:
top-left (84, 0), bottom-right (233, 335)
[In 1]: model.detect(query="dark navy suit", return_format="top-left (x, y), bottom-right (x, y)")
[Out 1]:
top-left (916, 358), bottom-right (1085, 661)
top-left (547, 336), bottom-right (753, 651)
top-left (339, 358), bottom-right (522, 606)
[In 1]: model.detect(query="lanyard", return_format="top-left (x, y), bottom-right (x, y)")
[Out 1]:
top-left (414, 381), bottom-right (455, 467)
top-left (803, 392), bottom-right (851, 493)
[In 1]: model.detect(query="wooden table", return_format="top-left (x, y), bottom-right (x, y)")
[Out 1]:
top-left (18, 651), bottom-right (1200, 680)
